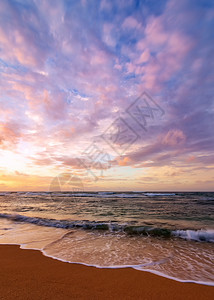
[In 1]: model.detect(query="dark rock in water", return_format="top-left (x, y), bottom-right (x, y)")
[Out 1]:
top-left (75, 224), bottom-right (83, 228)
top-left (124, 226), bottom-right (171, 238)
top-left (110, 224), bottom-right (121, 231)
top-left (94, 224), bottom-right (109, 230)
top-left (147, 228), bottom-right (171, 238)
top-left (83, 223), bottom-right (94, 230)
top-left (198, 235), bottom-right (206, 242)
top-left (124, 226), bottom-right (148, 235)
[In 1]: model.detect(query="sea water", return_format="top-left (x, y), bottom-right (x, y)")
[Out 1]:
top-left (0, 191), bottom-right (213, 285)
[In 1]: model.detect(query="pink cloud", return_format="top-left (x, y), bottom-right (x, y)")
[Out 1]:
top-left (0, 122), bottom-right (22, 149)
top-left (122, 16), bottom-right (141, 30)
top-left (162, 130), bottom-right (186, 146)
top-left (137, 49), bottom-right (150, 64)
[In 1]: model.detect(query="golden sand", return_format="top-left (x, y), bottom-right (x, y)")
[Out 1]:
top-left (0, 245), bottom-right (213, 299)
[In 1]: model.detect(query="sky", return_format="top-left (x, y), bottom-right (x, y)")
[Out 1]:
top-left (0, 0), bottom-right (214, 192)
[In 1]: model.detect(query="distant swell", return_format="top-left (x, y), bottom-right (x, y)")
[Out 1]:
top-left (0, 213), bottom-right (213, 243)
top-left (10, 191), bottom-right (177, 198)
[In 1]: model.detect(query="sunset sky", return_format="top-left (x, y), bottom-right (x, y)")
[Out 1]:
top-left (0, 0), bottom-right (214, 191)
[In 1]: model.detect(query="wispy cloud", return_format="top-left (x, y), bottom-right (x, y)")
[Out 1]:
top-left (0, 0), bottom-right (213, 190)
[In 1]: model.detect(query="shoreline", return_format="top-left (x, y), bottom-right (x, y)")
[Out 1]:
top-left (3, 240), bottom-right (214, 287)
top-left (0, 245), bottom-right (213, 299)
top-left (41, 248), bottom-right (214, 287)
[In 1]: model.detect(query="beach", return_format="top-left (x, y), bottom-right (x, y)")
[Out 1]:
top-left (0, 245), bottom-right (213, 300)
top-left (0, 192), bottom-right (214, 286)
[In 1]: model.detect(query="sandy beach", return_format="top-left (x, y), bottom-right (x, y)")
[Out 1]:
top-left (0, 245), bottom-right (212, 300)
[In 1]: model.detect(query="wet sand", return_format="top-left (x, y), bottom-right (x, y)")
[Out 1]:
top-left (0, 245), bottom-right (213, 299)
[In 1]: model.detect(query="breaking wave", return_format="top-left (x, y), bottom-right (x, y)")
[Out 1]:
top-left (0, 213), bottom-right (213, 243)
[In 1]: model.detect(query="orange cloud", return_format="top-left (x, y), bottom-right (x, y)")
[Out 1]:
top-left (118, 157), bottom-right (131, 166)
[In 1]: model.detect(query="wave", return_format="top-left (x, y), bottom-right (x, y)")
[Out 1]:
top-left (64, 192), bottom-right (176, 198)
top-left (172, 229), bottom-right (214, 242)
top-left (10, 191), bottom-right (142, 198)
top-left (70, 192), bottom-right (143, 198)
top-left (24, 192), bottom-right (50, 196)
top-left (143, 193), bottom-right (176, 196)
top-left (0, 213), bottom-right (213, 243)
top-left (1, 191), bottom-right (178, 198)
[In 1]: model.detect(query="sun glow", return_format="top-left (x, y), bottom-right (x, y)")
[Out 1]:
top-left (0, 150), bottom-right (28, 173)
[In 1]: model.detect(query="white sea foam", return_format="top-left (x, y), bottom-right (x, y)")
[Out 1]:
top-left (172, 229), bottom-right (214, 243)
top-left (0, 218), bottom-right (213, 286)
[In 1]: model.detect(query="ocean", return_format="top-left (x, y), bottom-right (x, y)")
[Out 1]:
top-left (0, 191), bottom-right (213, 285)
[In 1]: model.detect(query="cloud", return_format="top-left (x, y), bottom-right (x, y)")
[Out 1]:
top-left (0, 122), bottom-right (23, 149)
top-left (0, 0), bottom-right (51, 68)
top-left (0, 0), bottom-right (214, 190)
top-left (162, 129), bottom-right (186, 146)
top-left (117, 157), bottom-right (132, 166)
top-left (122, 16), bottom-right (141, 30)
